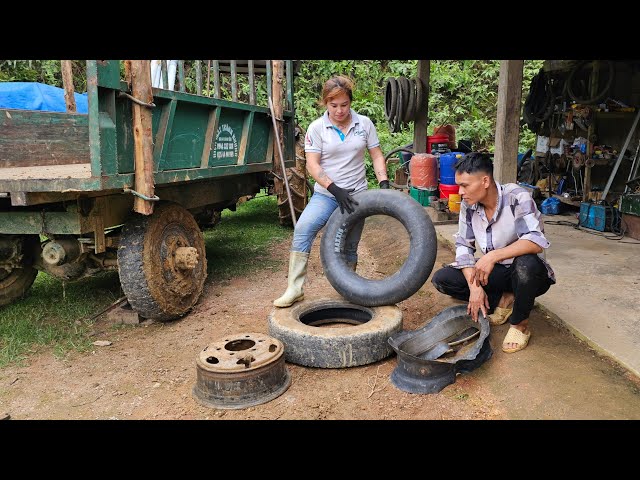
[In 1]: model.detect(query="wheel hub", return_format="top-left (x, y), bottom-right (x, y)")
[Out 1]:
top-left (160, 225), bottom-right (200, 294)
top-left (192, 332), bottom-right (291, 409)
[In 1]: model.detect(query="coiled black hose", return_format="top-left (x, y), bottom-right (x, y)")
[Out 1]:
top-left (567, 60), bottom-right (614, 105)
top-left (385, 76), bottom-right (424, 133)
top-left (522, 69), bottom-right (554, 133)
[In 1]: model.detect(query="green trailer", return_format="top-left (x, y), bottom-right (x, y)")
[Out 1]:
top-left (0, 60), bottom-right (305, 320)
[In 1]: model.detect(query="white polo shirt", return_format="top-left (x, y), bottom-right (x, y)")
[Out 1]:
top-left (304, 109), bottom-right (380, 197)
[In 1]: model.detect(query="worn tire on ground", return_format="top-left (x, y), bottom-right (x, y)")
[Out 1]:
top-left (319, 189), bottom-right (437, 306)
top-left (268, 297), bottom-right (403, 368)
top-left (118, 202), bottom-right (207, 321)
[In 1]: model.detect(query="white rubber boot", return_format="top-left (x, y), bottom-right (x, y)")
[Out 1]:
top-left (273, 251), bottom-right (309, 307)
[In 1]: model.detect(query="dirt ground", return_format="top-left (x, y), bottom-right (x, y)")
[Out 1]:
top-left (2, 215), bottom-right (640, 420)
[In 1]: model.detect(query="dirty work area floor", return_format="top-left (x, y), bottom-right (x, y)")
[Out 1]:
top-left (1, 215), bottom-right (640, 420)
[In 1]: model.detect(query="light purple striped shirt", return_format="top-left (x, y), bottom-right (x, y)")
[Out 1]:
top-left (451, 181), bottom-right (555, 283)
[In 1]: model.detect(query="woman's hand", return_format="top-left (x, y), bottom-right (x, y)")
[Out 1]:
top-left (327, 183), bottom-right (359, 214)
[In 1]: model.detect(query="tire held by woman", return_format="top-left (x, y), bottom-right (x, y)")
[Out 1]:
top-left (320, 189), bottom-right (437, 306)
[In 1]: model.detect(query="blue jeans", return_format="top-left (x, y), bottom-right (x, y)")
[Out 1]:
top-left (291, 191), bottom-right (364, 263)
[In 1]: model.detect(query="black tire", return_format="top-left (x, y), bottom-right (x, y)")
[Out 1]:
top-left (384, 77), bottom-right (398, 123)
top-left (567, 60), bottom-right (614, 105)
top-left (267, 297), bottom-right (403, 368)
top-left (319, 189), bottom-right (437, 306)
top-left (0, 235), bottom-right (40, 307)
top-left (118, 202), bottom-right (207, 321)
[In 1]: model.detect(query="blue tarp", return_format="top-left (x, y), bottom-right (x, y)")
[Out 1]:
top-left (0, 82), bottom-right (88, 113)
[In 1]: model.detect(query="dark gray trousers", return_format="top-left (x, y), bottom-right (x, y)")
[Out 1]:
top-left (431, 254), bottom-right (553, 325)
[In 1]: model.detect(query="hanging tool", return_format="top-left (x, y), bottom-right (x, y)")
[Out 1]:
top-left (268, 96), bottom-right (297, 227)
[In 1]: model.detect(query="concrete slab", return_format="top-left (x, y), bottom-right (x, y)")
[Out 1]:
top-left (433, 211), bottom-right (640, 377)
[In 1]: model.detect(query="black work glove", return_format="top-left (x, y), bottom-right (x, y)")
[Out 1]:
top-left (379, 180), bottom-right (390, 189)
top-left (327, 182), bottom-right (359, 214)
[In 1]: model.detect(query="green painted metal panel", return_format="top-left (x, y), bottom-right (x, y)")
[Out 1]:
top-left (620, 194), bottom-right (640, 216)
top-left (208, 108), bottom-right (245, 167)
top-left (286, 60), bottom-right (294, 112)
top-left (162, 101), bottom-right (210, 169)
top-left (0, 210), bottom-right (82, 235)
top-left (115, 94), bottom-right (135, 174)
top-left (145, 162), bottom-right (273, 186)
top-left (154, 99), bottom-right (178, 171)
top-left (246, 113), bottom-right (271, 165)
top-left (96, 60), bottom-right (121, 89)
top-left (98, 110), bottom-right (118, 176)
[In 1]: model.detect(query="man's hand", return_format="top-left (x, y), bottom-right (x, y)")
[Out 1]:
top-left (467, 284), bottom-right (490, 322)
top-left (379, 180), bottom-right (390, 189)
top-left (327, 182), bottom-right (359, 214)
top-left (471, 251), bottom-right (498, 287)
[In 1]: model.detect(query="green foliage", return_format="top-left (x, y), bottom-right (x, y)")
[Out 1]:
top-left (0, 60), bottom-right (87, 92)
top-left (294, 60), bottom-right (545, 181)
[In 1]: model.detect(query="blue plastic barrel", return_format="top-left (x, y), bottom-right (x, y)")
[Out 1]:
top-left (439, 152), bottom-right (463, 185)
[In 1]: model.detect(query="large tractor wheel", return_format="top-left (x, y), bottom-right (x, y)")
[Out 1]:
top-left (118, 202), bottom-right (207, 321)
top-left (0, 235), bottom-right (40, 307)
top-left (277, 166), bottom-right (310, 226)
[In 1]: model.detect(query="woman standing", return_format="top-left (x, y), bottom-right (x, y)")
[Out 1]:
top-left (273, 75), bottom-right (389, 307)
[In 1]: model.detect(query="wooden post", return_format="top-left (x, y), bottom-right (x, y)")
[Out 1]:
top-left (161, 60), bottom-right (168, 90)
top-left (61, 60), bottom-right (77, 113)
top-left (248, 60), bottom-right (256, 105)
top-left (494, 60), bottom-right (524, 184)
top-left (206, 60), bottom-right (211, 97)
top-left (231, 60), bottom-right (238, 101)
top-left (583, 61), bottom-right (600, 202)
top-left (272, 60), bottom-right (285, 196)
top-left (130, 60), bottom-right (155, 215)
top-left (213, 61), bottom-right (220, 99)
top-left (124, 60), bottom-right (132, 89)
top-left (195, 60), bottom-right (203, 96)
top-left (414, 60), bottom-right (430, 153)
top-left (178, 60), bottom-right (185, 92)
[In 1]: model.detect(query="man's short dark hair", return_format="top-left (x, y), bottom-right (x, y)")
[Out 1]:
top-left (453, 152), bottom-right (494, 177)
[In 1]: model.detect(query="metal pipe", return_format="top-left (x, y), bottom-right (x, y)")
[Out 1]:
top-left (602, 108), bottom-right (640, 200)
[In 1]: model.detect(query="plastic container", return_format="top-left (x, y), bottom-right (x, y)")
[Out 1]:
top-left (431, 143), bottom-right (450, 154)
top-left (439, 183), bottom-right (459, 200)
top-left (410, 186), bottom-right (438, 206)
top-left (448, 193), bottom-right (461, 213)
top-left (427, 134), bottom-right (449, 154)
top-left (433, 125), bottom-right (457, 150)
top-left (541, 197), bottom-right (561, 215)
top-left (409, 153), bottom-right (438, 188)
top-left (439, 152), bottom-right (464, 185)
